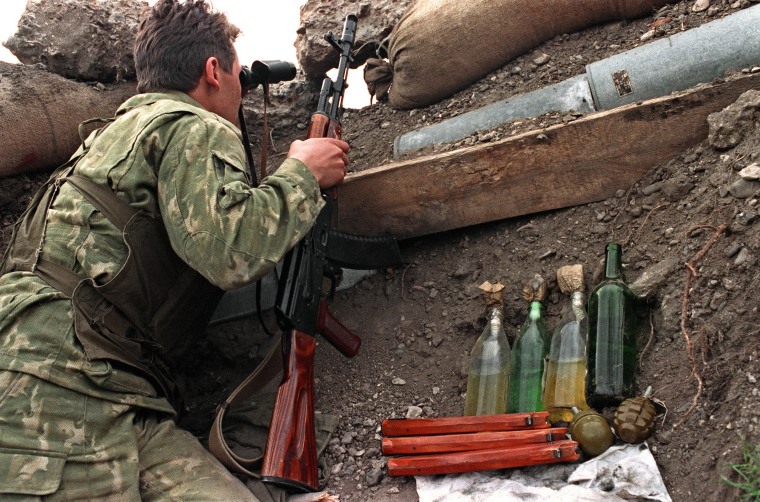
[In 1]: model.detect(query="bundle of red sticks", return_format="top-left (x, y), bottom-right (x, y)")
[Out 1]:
top-left (381, 411), bottom-right (581, 477)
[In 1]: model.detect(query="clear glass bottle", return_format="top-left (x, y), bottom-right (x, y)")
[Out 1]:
top-left (506, 276), bottom-right (549, 413)
top-left (464, 282), bottom-right (511, 416)
top-left (544, 265), bottom-right (590, 424)
top-left (586, 243), bottom-right (639, 409)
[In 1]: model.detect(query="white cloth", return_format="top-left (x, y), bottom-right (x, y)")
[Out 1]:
top-left (415, 443), bottom-right (671, 502)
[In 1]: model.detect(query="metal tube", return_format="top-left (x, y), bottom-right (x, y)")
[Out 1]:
top-left (393, 75), bottom-right (594, 157)
top-left (586, 4), bottom-right (760, 110)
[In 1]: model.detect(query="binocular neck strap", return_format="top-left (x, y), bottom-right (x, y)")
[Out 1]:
top-left (238, 105), bottom-right (257, 187)
top-left (237, 84), bottom-right (271, 188)
top-left (259, 83), bottom-right (270, 184)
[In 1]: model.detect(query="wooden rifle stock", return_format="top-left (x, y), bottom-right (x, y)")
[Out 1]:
top-left (381, 427), bottom-right (568, 456)
top-left (386, 440), bottom-right (581, 477)
top-left (260, 330), bottom-right (318, 492)
top-left (381, 412), bottom-right (551, 437)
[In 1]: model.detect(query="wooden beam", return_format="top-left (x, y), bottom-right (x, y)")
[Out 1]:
top-left (335, 72), bottom-right (759, 240)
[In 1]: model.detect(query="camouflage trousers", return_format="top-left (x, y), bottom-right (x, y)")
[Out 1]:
top-left (0, 370), bottom-right (258, 501)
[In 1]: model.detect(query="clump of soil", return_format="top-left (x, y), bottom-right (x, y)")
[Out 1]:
top-left (1, 1), bottom-right (758, 501)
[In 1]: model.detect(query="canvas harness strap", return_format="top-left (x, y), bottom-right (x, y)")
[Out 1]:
top-left (2, 161), bottom-right (224, 409)
top-left (208, 335), bottom-right (283, 477)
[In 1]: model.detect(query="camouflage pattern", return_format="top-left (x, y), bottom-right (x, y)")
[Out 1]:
top-left (0, 91), bottom-right (322, 498)
top-left (0, 370), bottom-right (256, 500)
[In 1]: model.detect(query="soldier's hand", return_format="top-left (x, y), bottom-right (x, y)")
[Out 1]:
top-left (287, 138), bottom-right (349, 189)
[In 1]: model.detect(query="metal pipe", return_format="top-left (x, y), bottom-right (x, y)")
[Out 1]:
top-left (393, 75), bottom-right (594, 157)
top-left (586, 4), bottom-right (760, 109)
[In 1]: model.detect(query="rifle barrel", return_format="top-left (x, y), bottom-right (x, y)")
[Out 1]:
top-left (328, 14), bottom-right (358, 121)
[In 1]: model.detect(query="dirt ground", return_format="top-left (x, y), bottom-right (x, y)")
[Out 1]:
top-left (1, 1), bottom-right (758, 501)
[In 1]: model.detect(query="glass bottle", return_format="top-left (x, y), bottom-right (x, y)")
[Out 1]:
top-left (506, 275), bottom-right (549, 413)
top-left (544, 264), bottom-right (590, 424)
top-left (464, 281), bottom-right (511, 416)
top-left (586, 243), bottom-right (639, 409)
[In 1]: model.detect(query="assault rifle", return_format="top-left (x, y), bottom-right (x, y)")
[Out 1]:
top-left (259, 14), bottom-right (402, 492)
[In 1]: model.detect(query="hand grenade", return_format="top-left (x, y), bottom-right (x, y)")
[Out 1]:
top-left (613, 386), bottom-right (657, 443)
top-left (569, 407), bottom-right (614, 457)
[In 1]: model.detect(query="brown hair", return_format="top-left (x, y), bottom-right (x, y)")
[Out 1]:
top-left (134, 0), bottom-right (241, 93)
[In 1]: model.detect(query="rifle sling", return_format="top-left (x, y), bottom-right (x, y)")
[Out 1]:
top-left (208, 336), bottom-right (283, 478)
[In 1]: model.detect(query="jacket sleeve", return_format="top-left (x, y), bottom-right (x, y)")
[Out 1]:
top-left (157, 115), bottom-right (324, 290)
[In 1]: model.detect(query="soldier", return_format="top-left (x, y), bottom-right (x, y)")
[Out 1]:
top-left (0, 0), bottom-right (348, 499)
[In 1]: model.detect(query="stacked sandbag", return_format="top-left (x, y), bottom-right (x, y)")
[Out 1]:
top-left (366, 0), bottom-right (672, 109)
top-left (0, 62), bottom-right (135, 177)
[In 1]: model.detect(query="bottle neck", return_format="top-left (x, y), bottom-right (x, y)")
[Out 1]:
top-left (528, 301), bottom-right (542, 321)
top-left (570, 291), bottom-right (585, 306)
top-left (487, 306), bottom-right (503, 336)
top-left (604, 243), bottom-right (624, 280)
top-left (570, 291), bottom-right (586, 321)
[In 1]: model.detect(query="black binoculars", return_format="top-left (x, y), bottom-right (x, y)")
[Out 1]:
top-left (239, 60), bottom-right (297, 90)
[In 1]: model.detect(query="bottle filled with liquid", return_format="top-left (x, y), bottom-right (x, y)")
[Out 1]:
top-left (464, 281), bottom-right (511, 416)
top-left (506, 275), bottom-right (549, 413)
top-left (544, 264), bottom-right (590, 424)
top-left (586, 243), bottom-right (639, 409)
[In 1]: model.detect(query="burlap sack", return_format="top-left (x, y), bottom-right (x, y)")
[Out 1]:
top-left (0, 62), bottom-right (135, 177)
top-left (368, 0), bottom-right (671, 109)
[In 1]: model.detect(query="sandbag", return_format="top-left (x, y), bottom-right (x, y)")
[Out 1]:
top-left (369, 0), bottom-right (671, 109)
top-left (0, 62), bottom-right (136, 178)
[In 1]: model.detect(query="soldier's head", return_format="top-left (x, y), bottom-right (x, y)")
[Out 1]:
top-left (134, 0), bottom-right (241, 94)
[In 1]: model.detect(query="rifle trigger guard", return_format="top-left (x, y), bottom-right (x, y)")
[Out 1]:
top-left (324, 263), bottom-right (341, 301)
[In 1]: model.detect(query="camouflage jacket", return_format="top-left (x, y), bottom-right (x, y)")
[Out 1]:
top-left (0, 91), bottom-right (324, 414)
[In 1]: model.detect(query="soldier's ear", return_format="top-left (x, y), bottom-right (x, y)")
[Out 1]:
top-left (201, 57), bottom-right (222, 91)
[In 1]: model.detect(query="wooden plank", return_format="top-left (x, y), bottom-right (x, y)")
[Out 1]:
top-left (335, 73), bottom-right (760, 240)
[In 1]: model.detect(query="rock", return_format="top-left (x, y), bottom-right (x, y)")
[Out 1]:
top-left (365, 467), bottom-right (384, 487)
top-left (728, 178), bottom-right (760, 199)
top-left (739, 163), bottom-right (760, 180)
top-left (341, 432), bottom-right (355, 445)
top-left (629, 256), bottom-right (680, 298)
top-left (707, 90), bottom-right (760, 150)
top-left (725, 243), bottom-right (743, 258)
top-left (296, 0), bottom-right (414, 78)
top-left (692, 0), bottom-right (711, 12)
top-left (734, 247), bottom-right (752, 266)
top-left (661, 175), bottom-right (695, 201)
top-left (4, 0), bottom-right (146, 82)
top-left (736, 210), bottom-right (758, 225)
top-left (641, 181), bottom-right (663, 195)
top-left (452, 260), bottom-right (478, 278)
top-left (708, 172), bottom-right (731, 187)
top-left (406, 405), bottom-right (423, 418)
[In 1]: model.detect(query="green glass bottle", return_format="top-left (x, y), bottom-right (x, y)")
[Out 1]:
top-left (464, 282), bottom-right (511, 416)
top-left (506, 275), bottom-right (549, 413)
top-left (586, 243), bottom-right (639, 409)
top-left (544, 265), bottom-right (590, 424)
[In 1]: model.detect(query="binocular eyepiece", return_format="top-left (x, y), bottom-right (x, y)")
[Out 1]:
top-left (239, 60), bottom-right (297, 90)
